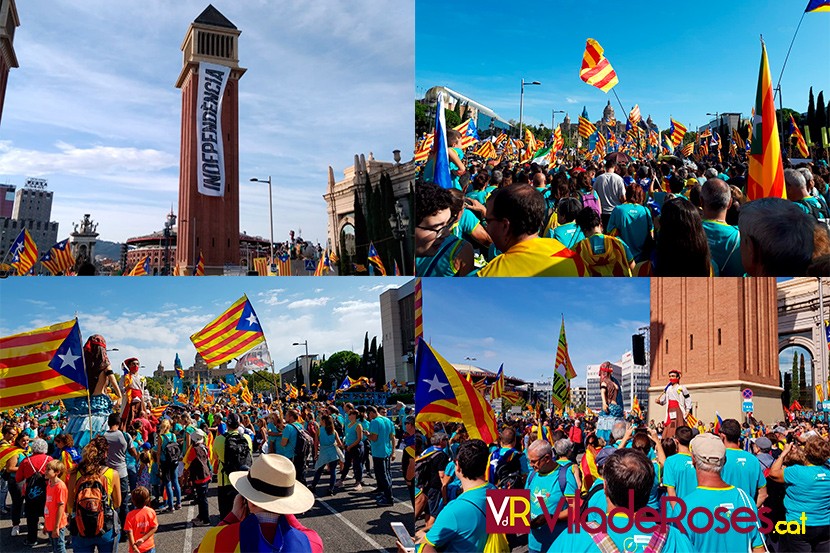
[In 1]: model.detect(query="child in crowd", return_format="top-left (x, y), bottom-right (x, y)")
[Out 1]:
top-left (43, 460), bottom-right (68, 553)
top-left (124, 486), bottom-right (158, 553)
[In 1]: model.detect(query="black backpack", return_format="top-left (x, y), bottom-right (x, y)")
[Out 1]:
top-left (333, 417), bottom-right (345, 438)
top-left (223, 432), bottom-right (252, 475)
top-left (164, 436), bottom-right (182, 465)
top-left (292, 423), bottom-right (313, 463)
top-left (188, 444), bottom-right (211, 483)
top-left (414, 449), bottom-right (448, 490)
top-left (25, 457), bottom-right (48, 501)
top-left (798, 198), bottom-right (829, 220)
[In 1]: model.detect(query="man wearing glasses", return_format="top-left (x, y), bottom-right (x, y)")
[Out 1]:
top-left (525, 439), bottom-right (577, 553)
top-left (415, 183), bottom-right (474, 277)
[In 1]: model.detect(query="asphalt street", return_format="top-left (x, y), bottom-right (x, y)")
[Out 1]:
top-left (0, 451), bottom-right (412, 553)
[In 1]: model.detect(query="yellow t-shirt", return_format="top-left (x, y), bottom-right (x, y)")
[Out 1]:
top-left (477, 237), bottom-right (586, 277)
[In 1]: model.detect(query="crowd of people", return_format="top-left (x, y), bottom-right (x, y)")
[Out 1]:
top-left (409, 410), bottom-right (830, 553)
top-left (416, 141), bottom-right (830, 276)
top-left (0, 377), bottom-right (411, 552)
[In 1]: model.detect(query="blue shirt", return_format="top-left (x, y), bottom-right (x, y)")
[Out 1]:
top-left (368, 416), bottom-right (394, 458)
top-left (345, 421), bottom-right (361, 446)
top-left (274, 424), bottom-right (297, 459)
top-left (549, 222), bottom-right (585, 250)
top-left (550, 513), bottom-right (695, 553)
top-left (662, 452), bottom-right (698, 498)
top-left (722, 448), bottom-right (766, 500)
top-left (607, 203), bottom-right (653, 262)
top-left (672, 486), bottom-right (765, 553)
top-left (783, 464), bottom-right (830, 526)
top-left (526, 461), bottom-right (578, 552)
top-left (452, 209), bottom-right (480, 240)
top-left (702, 220), bottom-right (744, 277)
top-left (424, 483), bottom-right (492, 553)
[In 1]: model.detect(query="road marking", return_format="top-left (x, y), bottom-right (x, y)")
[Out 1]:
top-left (316, 498), bottom-right (389, 553)
top-left (394, 496), bottom-right (413, 511)
top-left (183, 505), bottom-right (196, 553)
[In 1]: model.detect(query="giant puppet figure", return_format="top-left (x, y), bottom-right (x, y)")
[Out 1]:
top-left (655, 369), bottom-right (692, 439)
top-left (120, 357), bottom-right (146, 431)
top-left (596, 362), bottom-right (624, 442)
top-left (63, 335), bottom-right (122, 448)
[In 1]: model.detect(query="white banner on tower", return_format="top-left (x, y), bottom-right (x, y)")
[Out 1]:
top-left (196, 62), bottom-right (230, 197)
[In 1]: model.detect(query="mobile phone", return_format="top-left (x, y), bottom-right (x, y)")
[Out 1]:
top-left (391, 522), bottom-right (415, 553)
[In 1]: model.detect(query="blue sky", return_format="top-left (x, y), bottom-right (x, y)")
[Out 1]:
top-left (416, 0), bottom-right (830, 132)
top-left (0, 277), bottom-right (410, 377)
top-left (420, 279), bottom-right (650, 385)
top-left (0, 1), bottom-right (413, 244)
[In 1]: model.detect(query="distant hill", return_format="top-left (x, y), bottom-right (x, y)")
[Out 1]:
top-left (94, 240), bottom-right (124, 260)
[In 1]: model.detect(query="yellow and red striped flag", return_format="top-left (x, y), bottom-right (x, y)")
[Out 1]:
top-left (681, 142), bottom-right (694, 157)
top-left (414, 278), bottom-right (423, 343)
top-left (555, 316), bottom-right (577, 380)
top-left (490, 364), bottom-right (505, 399)
top-left (9, 229), bottom-right (38, 276)
top-left (414, 133), bottom-right (434, 163)
top-left (192, 252), bottom-right (205, 276)
top-left (669, 118), bottom-right (687, 146)
top-left (149, 404), bottom-right (168, 418)
top-left (579, 38), bottom-right (619, 93)
top-left (275, 253), bottom-right (292, 276)
top-left (629, 104), bottom-right (641, 124)
top-left (253, 257), bottom-right (270, 276)
top-left (474, 141), bottom-right (496, 159)
top-left (578, 116), bottom-right (597, 139)
top-left (747, 41), bottom-right (785, 200)
top-left (39, 239), bottom-right (75, 276)
top-left (524, 128), bottom-right (538, 153)
top-left (789, 115), bottom-right (810, 158)
top-left (190, 296), bottom-right (266, 368)
top-left (0, 319), bottom-right (88, 410)
top-left (241, 386), bottom-right (253, 404)
top-left (128, 255), bottom-right (150, 276)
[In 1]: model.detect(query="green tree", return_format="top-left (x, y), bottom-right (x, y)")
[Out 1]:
top-left (321, 351), bottom-right (361, 389)
top-left (791, 351), bottom-right (800, 404)
top-left (799, 353), bottom-right (809, 408)
top-left (808, 87), bottom-right (818, 145)
top-left (445, 108), bottom-right (461, 129)
top-left (415, 102), bottom-right (431, 136)
top-left (816, 91), bottom-right (826, 146)
top-left (783, 372), bottom-right (791, 407)
top-left (682, 131), bottom-right (697, 145)
top-left (145, 376), bottom-right (167, 399)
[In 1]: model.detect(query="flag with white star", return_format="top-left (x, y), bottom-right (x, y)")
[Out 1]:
top-left (0, 319), bottom-right (88, 410)
top-left (189, 295), bottom-right (266, 368)
top-left (414, 339), bottom-right (498, 444)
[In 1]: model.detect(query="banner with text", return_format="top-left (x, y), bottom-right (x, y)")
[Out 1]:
top-left (196, 62), bottom-right (230, 197)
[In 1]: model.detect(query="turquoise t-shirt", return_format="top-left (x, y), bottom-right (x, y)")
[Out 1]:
top-left (273, 423), bottom-right (297, 459)
top-left (647, 459), bottom-right (661, 509)
top-left (452, 209), bottom-right (480, 240)
top-left (607, 203), bottom-right (653, 262)
top-left (585, 234), bottom-right (634, 264)
top-left (550, 513), bottom-right (695, 553)
top-left (584, 478), bottom-right (607, 524)
top-left (466, 189), bottom-right (487, 206)
top-left (344, 421), bottom-right (360, 446)
top-left (368, 416), bottom-right (394, 458)
top-left (549, 222), bottom-right (585, 250)
top-left (267, 422), bottom-right (279, 451)
top-left (672, 486), bottom-right (766, 553)
top-left (783, 464), bottom-right (830, 526)
top-left (702, 220), bottom-right (744, 277)
top-left (662, 452), bottom-right (698, 498)
top-left (722, 448), bottom-right (766, 500)
top-left (424, 483), bottom-right (492, 553)
top-left (526, 461), bottom-right (578, 552)
top-left (416, 235), bottom-right (465, 277)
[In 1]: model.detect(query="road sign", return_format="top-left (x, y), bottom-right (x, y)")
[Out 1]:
top-left (491, 398), bottom-right (503, 413)
top-left (742, 400), bottom-right (754, 413)
top-left (742, 388), bottom-right (753, 400)
top-left (304, 259), bottom-right (315, 272)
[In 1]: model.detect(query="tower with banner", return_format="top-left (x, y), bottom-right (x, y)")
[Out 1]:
top-left (175, 6), bottom-right (246, 274)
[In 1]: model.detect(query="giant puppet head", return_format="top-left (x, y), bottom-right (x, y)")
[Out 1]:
top-left (668, 370), bottom-right (681, 385)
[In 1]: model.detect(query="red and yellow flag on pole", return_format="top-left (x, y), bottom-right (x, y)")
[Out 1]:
top-left (414, 278), bottom-right (423, 343)
top-left (579, 39), bottom-right (619, 93)
top-left (747, 40), bottom-right (785, 200)
top-left (789, 115), bottom-right (810, 158)
top-left (190, 296), bottom-right (266, 368)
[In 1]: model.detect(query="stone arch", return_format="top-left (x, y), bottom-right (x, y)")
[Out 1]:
top-left (778, 336), bottom-right (818, 362)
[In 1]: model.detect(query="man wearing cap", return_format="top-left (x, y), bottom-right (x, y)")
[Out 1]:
top-left (195, 454), bottom-right (322, 552)
top-left (719, 419), bottom-right (767, 507)
top-left (213, 412), bottom-right (253, 520)
top-left (671, 433), bottom-right (766, 553)
top-left (655, 370), bottom-right (692, 439)
top-left (752, 437), bottom-right (775, 474)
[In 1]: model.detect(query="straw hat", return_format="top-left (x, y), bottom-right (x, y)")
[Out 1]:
top-left (229, 454), bottom-right (314, 514)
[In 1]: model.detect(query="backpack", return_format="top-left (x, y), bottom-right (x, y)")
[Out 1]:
top-left (25, 457), bottom-right (48, 501)
top-left (189, 443), bottom-right (211, 483)
top-left (526, 461), bottom-right (574, 498)
top-left (222, 432), bottom-right (252, 475)
top-left (581, 481), bottom-right (605, 514)
top-left (581, 192), bottom-right (601, 217)
top-left (414, 448), bottom-right (447, 490)
top-left (292, 423), bottom-right (313, 464)
top-left (332, 417), bottom-right (344, 438)
top-left (488, 448), bottom-right (524, 489)
top-left (164, 435), bottom-right (182, 465)
top-left (797, 198), bottom-right (829, 220)
top-left (72, 471), bottom-right (114, 538)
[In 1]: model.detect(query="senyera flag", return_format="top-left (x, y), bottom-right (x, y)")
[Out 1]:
top-left (414, 339), bottom-right (498, 444)
top-left (0, 319), bottom-right (88, 410)
top-left (747, 40), bottom-right (785, 200)
top-left (579, 38), bottom-right (619, 93)
top-left (190, 296), bottom-right (266, 368)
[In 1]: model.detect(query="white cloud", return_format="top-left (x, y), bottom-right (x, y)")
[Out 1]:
top-left (565, 97), bottom-right (579, 104)
top-left (0, 142), bottom-right (178, 177)
top-left (332, 300), bottom-right (377, 315)
top-left (287, 297), bottom-right (331, 309)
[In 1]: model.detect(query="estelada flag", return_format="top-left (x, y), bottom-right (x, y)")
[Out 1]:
top-left (8, 229), bottom-right (38, 276)
top-left (128, 256), bottom-right (150, 276)
top-left (40, 239), bottom-right (75, 276)
top-left (747, 40), bottom-right (785, 200)
top-left (193, 251), bottom-right (205, 276)
top-left (580, 38), bottom-right (619, 93)
top-left (190, 296), bottom-right (266, 368)
top-left (415, 340), bottom-right (498, 444)
top-left (0, 319), bottom-right (88, 410)
top-left (490, 364), bottom-right (505, 399)
top-left (367, 242), bottom-right (386, 276)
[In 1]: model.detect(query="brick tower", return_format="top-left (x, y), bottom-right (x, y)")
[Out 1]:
top-left (649, 278), bottom-right (782, 424)
top-left (0, 0), bottom-right (20, 127)
top-left (175, 5), bottom-right (246, 274)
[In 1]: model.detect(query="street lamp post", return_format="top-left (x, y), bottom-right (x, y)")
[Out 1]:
top-left (162, 210), bottom-right (177, 276)
top-left (388, 200), bottom-right (410, 275)
top-left (250, 177), bottom-right (274, 265)
top-left (293, 340), bottom-right (309, 385)
top-left (519, 79), bottom-right (541, 160)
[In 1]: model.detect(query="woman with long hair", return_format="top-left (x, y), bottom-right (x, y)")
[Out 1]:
top-left (156, 419), bottom-right (181, 512)
top-left (650, 197), bottom-right (713, 276)
top-left (337, 410), bottom-right (365, 491)
top-left (67, 436), bottom-right (122, 553)
top-left (309, 414), bottom-right (344, 497)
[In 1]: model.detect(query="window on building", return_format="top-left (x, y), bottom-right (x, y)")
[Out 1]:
top-left (665, 339), bottom-right (669, 354)
top-left (718, 328), bottom-right (722, 345)
top-left (690, 334), bottom-right (693, 350)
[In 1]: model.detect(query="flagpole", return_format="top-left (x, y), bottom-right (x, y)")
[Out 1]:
top-left (774, 10), bottom-right (807, 104)
top-left (75, 318), bottom-right (95, 442)
top-left (611, 90), bottom-right (627, 124)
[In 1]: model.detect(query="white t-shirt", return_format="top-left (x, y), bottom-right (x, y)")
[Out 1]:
top-left (593, 171), bottom-right (626, 214)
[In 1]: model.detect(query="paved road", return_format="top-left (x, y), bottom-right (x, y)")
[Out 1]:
top-left (0, 451), bottom-right (412, 553)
